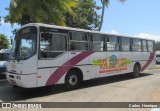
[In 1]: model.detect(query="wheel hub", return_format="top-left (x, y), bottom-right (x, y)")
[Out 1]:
top-left (69, 75), bottom-right (77, 86)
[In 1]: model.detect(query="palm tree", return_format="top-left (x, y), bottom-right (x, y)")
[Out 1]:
top-left (99, 0), bottom-right (126, 31)
top-left (8, 0), bottom-right (78, 26)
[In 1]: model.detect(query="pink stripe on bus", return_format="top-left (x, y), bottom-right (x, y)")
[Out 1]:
top-left (141, 52), bottom-right (155, 72)
top-left (45, 52), bottom-right (94, 86)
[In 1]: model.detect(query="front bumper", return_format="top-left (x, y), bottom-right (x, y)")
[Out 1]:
top-left (6, 72), bottom-right (37, 88)
top-left (156, 59), bottom-right (160, 63)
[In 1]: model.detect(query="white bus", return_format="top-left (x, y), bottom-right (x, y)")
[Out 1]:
top-left (6, 23), bottom-right (155, 89)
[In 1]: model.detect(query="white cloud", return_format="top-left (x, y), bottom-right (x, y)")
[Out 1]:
top-left (0, 18), bottom-right (10, 25)
top-left (0, 18), bottom-right (20, 29)
top-left (110, 30), bottom-right (119, 34)
top-left (135, 33), bottom-right (160, 42)
top-left (106, 29), bottom-right (160, 42)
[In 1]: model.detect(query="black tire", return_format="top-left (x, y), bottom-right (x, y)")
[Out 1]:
top-left (131, 65), bottom-right (141, 78)
top-left (65, 70), bottom-right (81, 90)
top-left (156, 60), bottom-right (159, 64)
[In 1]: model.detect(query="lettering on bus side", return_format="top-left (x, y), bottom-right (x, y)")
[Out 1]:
top-left (92, 55), bottom-right (132, 73)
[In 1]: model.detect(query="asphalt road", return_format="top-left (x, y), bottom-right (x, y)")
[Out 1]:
top-left (0, 69), bottom-right (160, 111)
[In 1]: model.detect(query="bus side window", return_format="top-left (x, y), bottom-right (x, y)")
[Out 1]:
top-left (122, 37), bottom-right (131, 52)
top-left (90, 34), bottom-right (105, 51)
top-left (132, 39), bottom-right (142, 52)
top-left (69, 31), bottom-right (88, 51)
top-left (142, 40), bottom-right (148, 52)
top-left (40, 33), bottom-right (67, 59)
top-left (107, 35), bottom-right (120, 51)
top-left (148, 41), bottom-right (154, 52)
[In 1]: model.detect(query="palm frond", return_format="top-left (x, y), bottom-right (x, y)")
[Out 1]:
top-left (8, 0), bottom-right (78, 25)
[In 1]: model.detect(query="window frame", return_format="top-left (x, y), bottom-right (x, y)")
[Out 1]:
top-left (131, 38), bottom-right (142, 52)
top-left (142, 39), bottom-right (148, 52)
top-left (147, 40), bottom-right (154, 52)
top-left (68, 31), bottom-right (89, 51)
top-left (39, 32), bottom-right (68, 59)
top-left (121, 37), bottom-right (131, 52)
top-left (90, 33), bottom-right (106, 52)
top-left (106, 35), bottom-right (121, 52)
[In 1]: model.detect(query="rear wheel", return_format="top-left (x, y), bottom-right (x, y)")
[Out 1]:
top-left (65, 70), bottom-right (81, 90)
top-left (131, 65), bottom-right (141, 78)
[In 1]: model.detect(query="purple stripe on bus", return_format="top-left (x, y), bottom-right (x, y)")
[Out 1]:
top-left (141, 52), bottom-right (155, 72)
top-left (45, 52), bottom-right (94, 86)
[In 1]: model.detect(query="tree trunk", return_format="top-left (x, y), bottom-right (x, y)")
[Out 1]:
top-left (99, 0), bottom-right (106, 31)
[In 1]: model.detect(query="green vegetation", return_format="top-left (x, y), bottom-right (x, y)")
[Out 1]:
top-left (5, 0), bottom-right (78, 26)
top-left (5, 0), bottom-right (127, 31)
top-left (149, 66), bottom-right (160, 70)
top-left (6, 0), bottom-right (102, 31)
top-left (66, 0), bottom-right (101, 30)
top-left (0, 34), bottom-right (10, 49)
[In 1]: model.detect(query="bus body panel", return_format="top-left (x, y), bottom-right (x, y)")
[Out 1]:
top-left (6, 51), bottom-right (155, 88)
top-left (6, 55), bottom-right (38, 87)
top-left (22, 55), bottom-right (38, 74)
top-left (37, 68), bottom-right (51, 87)
top-left (6, 72), bottom-right (37, 88)
top-left (37, 52), bottom-right (69, 87)
top-left (6, 23), bottom-right (156, 88)
top-left (7, 62), bottom-right (23, 74)
top-left (7, 55), bottom-right (38, 74)
top-left (90, 52), bottom-right (106, 78)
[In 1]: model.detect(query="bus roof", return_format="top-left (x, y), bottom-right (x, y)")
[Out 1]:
top-left (19, 23), bottom-right (155, 41)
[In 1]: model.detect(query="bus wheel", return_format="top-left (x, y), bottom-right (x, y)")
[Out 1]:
top-left (65, 70), bottom-right (80, 90)
top-left (132, 65), bottom-right (140, 78)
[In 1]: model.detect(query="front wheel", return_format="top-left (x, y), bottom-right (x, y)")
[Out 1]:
top-left (65, 70), bottom-right (81, 90)
top-left (131, 65), bottom-right (141, 78)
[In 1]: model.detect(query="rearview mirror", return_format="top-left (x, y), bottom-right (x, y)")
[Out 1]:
top-left (11, 38), bottom-right (13, 45)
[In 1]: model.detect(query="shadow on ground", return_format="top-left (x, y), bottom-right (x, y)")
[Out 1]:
top-left (0, 73), bottom-right (152, 102)
top-left (0, 74), bottom-right (6, 80)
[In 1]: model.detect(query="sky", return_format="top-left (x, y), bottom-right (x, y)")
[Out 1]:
top-left (0, 0), bottom-right (160, 41)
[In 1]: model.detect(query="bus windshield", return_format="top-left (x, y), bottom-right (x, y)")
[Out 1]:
top-left (10, 26), bottom-right (37, 61)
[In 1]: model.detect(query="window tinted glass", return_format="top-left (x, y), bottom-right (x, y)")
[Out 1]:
top-left (142, 40), bottom-right (147, 51)
top-left (70, 32), bottom-right (87, 41)
top-left (107, 36), bottom-right (120, 51)
top-left (132, 39), bottom-right (142, 52)
top-left (122, 37), bottom-right (130, 51)
top-left (156, 55), bottom-right (160, 57)
top-left (90, 34), bottom-right (105, 51)
top-left (40, 33), bottom-right (67, 58)
top-left (69, 32), bottom-right (88, 51)
top-left (148, 41), bottom-right (154, 52)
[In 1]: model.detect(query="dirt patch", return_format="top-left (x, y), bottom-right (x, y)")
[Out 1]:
top-left (150, 88), bottom-right (160, 102)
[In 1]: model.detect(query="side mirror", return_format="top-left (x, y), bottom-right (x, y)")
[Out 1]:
top-left (11, 39), bottom-right (13, 45)
top-left (10, 36), bottom-right (14, 45)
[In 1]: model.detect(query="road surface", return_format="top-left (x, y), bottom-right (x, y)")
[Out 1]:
top-left (0, 69), bottom-right (160, 111)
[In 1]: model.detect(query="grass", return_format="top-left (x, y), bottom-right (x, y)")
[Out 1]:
top-left (148, 65), bottom-right (160, 70)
